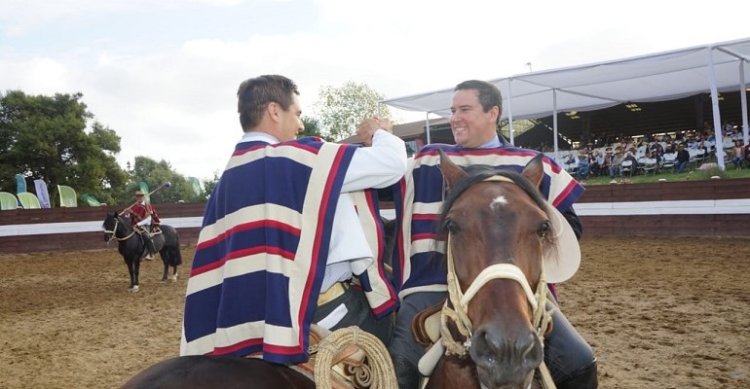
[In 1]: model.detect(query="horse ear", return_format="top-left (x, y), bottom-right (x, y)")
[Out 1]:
top-left (521, 154), bottom-right (545, 188)
top-left (439, 149), bottom-right (467, 189)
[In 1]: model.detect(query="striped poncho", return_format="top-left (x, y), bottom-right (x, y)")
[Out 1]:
top-left (392, 143), bottom-right (584, 298)
top-left (180, 137), bottom-right (396, 364)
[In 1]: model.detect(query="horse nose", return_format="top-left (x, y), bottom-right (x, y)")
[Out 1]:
top-left (471, 326), bottom-right (543, 385)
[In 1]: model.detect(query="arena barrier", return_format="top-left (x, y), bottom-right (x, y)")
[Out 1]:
top-left (1, 178), bottom-right (749, 254)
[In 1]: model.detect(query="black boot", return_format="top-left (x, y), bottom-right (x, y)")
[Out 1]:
top-left (556, 360), bottom-right (598, 389)
top-left (391, 354), bottom-right (420, 389)
top-left (142, 232), bottom-right (156, 259)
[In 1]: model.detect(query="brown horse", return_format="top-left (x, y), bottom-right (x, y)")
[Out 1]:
top-left (120, 325), bottom-right (396, 389)
top-left (120, 356), bottom-right (314, 389)
top-left (424, 151), bottom-right (566, 389)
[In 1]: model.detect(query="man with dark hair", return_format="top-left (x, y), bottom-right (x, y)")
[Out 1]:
top-left (675, 143), bottom-right (690, 173)
top-left (389, 80), bottom-right (597, 388)
top-left (181, 75), bottom-right (407, 366)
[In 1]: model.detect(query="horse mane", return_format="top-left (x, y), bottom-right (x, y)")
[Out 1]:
top-left (440, 165), bottom-right (549, 226)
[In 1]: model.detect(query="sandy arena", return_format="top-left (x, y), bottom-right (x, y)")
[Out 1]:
top-left (1, 237), bottom-right (748, 388)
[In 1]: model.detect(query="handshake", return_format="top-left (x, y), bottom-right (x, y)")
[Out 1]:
top-left (357, 117), bottom-right (393, 146)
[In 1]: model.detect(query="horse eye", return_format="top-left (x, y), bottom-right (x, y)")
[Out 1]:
top-left (443, 218), bottom-right (459, 234)
top-left (537, 221), bottom-right (551, 238)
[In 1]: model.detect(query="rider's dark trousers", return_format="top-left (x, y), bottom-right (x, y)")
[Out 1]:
top-left (388, 291), bottom-right (598, 389)
top-left (312, 283), bottom-right (394, 346)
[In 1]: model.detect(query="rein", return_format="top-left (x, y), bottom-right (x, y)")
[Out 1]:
top-left (103, 217), bottom-right (136, 243)
top-left (439, 175), bottom-right (556, 388)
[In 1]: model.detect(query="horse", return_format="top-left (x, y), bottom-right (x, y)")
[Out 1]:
top-left (103, 211), bottom-right (182, 292)
top-left (423, 151), bottom-right (566, 389)
top-left (118, 153), bottom-right (567, 389)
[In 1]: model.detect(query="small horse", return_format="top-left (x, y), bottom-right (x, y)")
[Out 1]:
top-left (103, 211), bottom-right (182, 292)
top-left (424, 151), bottom-right (563, 389)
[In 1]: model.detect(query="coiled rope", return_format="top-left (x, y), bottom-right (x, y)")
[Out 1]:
top-left (314, 326), bottom-right (397, 389)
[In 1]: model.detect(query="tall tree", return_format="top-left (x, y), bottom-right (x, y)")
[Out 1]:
top-left (316, 82), bottom-right (392, 141)
top-left (124, 156), bottom-right (204, 205)
top-left (299, 116), bottom-right (332, 141)
top-left (0, 90), bottom-right (128, 205)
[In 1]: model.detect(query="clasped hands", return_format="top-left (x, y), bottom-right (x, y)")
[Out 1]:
top-left (357, 117), bottom-right (393, 146)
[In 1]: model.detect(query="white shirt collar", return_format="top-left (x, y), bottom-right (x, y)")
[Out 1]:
top-left (239, 131), bottom-right (280, 145)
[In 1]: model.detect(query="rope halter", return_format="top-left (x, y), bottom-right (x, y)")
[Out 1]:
top-left (103, 216), bottom-right (136, 243)
top-left (438, 174), bottom-right (556, 386)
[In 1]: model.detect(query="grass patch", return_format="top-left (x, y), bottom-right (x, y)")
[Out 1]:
top-left (580, 161), bottom-right (750, 185)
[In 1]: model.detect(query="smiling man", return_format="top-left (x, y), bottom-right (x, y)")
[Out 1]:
top-left (389, 80), bottom-right (598, 388)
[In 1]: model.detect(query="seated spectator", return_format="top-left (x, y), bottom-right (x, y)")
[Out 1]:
top-left (591, 149), bottom-right (604, 176)
top-left (577, 148), bottom-right (590, 180)
top-left (610, 147), bottom-right (625, 178)
top-left (621, 148), bottom-right (639, 176)
top-left (675, 143), bottom-right (690, 173)
top-left (731, 140), bottom-right (744, 169)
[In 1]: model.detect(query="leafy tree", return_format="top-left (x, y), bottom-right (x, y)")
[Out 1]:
top-left (0, 90), bottom-right (128, 205)
top-left (202, 172), bottom-right (220, 199)
top-left (299, 116), bottom-right (332, 141)
top-left (122, 156), bottom-right (205, 205)
top-left (315, 82), bottom-right (392, 141)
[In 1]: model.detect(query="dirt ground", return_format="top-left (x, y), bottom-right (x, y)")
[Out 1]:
top-left (0, 238), bottom-right (748, 389)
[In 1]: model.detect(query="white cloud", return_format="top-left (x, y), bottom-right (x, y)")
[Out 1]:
top-left (2, 0), bottom-right (749, 181)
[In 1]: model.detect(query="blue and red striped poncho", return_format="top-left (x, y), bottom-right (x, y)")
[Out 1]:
top-left (392, 143), bottom-right (584, 298)
top-left (180, 137), bottom-right (396, 364)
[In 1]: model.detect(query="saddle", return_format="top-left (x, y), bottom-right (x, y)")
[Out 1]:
top-left (411, 299), bottom-right (446, 346)
top-left (410, 299), bottom-right (448, 378)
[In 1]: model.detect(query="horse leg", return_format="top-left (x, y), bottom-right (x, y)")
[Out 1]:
top-left (160, 253), bottom-right (169, 283)
top-left (126, 258), bottom-right (140, 293)
top-left (132, 256), bottom-right (141, 292)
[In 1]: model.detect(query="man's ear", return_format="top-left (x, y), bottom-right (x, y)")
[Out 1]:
top-left (267, 102), bottom-right (281, 123)
top-left (489, 105), bottom-right (501, 124)
top-left (439, 149), bottom-right (467, 190)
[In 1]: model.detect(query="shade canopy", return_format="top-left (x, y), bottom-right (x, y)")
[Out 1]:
top-left (383, 38), bottom-right (750, 120)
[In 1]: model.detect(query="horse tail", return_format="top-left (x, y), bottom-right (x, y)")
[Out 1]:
top-left (170, 245), bottom-right (183, 266)
top-left (160, 225), bottom-right (183, 266)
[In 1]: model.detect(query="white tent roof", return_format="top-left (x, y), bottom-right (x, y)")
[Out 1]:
top-left (383, 37), bottom-right (750, 120)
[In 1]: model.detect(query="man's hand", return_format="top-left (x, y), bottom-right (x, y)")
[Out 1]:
top-left (357, 117), bottom-right (392, 146)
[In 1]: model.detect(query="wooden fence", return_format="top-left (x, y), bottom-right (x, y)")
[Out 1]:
top-left (1, 178), bottom-right (749, 254)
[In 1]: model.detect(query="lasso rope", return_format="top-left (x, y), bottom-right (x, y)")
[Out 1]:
top-left (314, 326), bottom-right (397, 389)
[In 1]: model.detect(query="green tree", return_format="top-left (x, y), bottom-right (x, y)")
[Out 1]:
top-left (123, 156), bottom-right (205, 205)
top-left (299, 116), bottom-right (332, 141)
top-left (202, 172), bottom-right (220, 199)
top-left (315, 82), bottom-right (392, 141)
top-left (0, 90), bottom-right (128, 205)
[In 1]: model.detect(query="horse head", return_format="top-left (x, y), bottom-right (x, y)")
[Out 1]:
top-left (437, 150), bottom-right (563, 389)
top-left (102, 210), bottom-right (127, 243)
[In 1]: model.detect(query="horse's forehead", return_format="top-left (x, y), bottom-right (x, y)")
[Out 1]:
top-left (489, 195), bottom-right (508, 210)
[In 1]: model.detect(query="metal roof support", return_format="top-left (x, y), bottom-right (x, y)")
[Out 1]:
top-left (425, 112), bottom-right (432, 144)
top-left (507, 79), bottom-right (515, 145)
top-left (707, 47), bottom-right (726, 171)
top-left (739, 60), bottom-right (749, 146)
top-left (553, 89), bottom-right (559, 163)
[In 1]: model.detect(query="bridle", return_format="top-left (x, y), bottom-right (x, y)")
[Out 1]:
top-left (439, 175), bottom-right (556, 388)
top-left (103, 214), bottom-right (136, 244)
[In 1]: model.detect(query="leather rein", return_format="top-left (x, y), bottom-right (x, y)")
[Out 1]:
top-left (103, 216), bottom-right (136, 243)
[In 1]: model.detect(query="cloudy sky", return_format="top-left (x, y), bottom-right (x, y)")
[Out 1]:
top-left (2, 0), bottom-right (748, 180)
